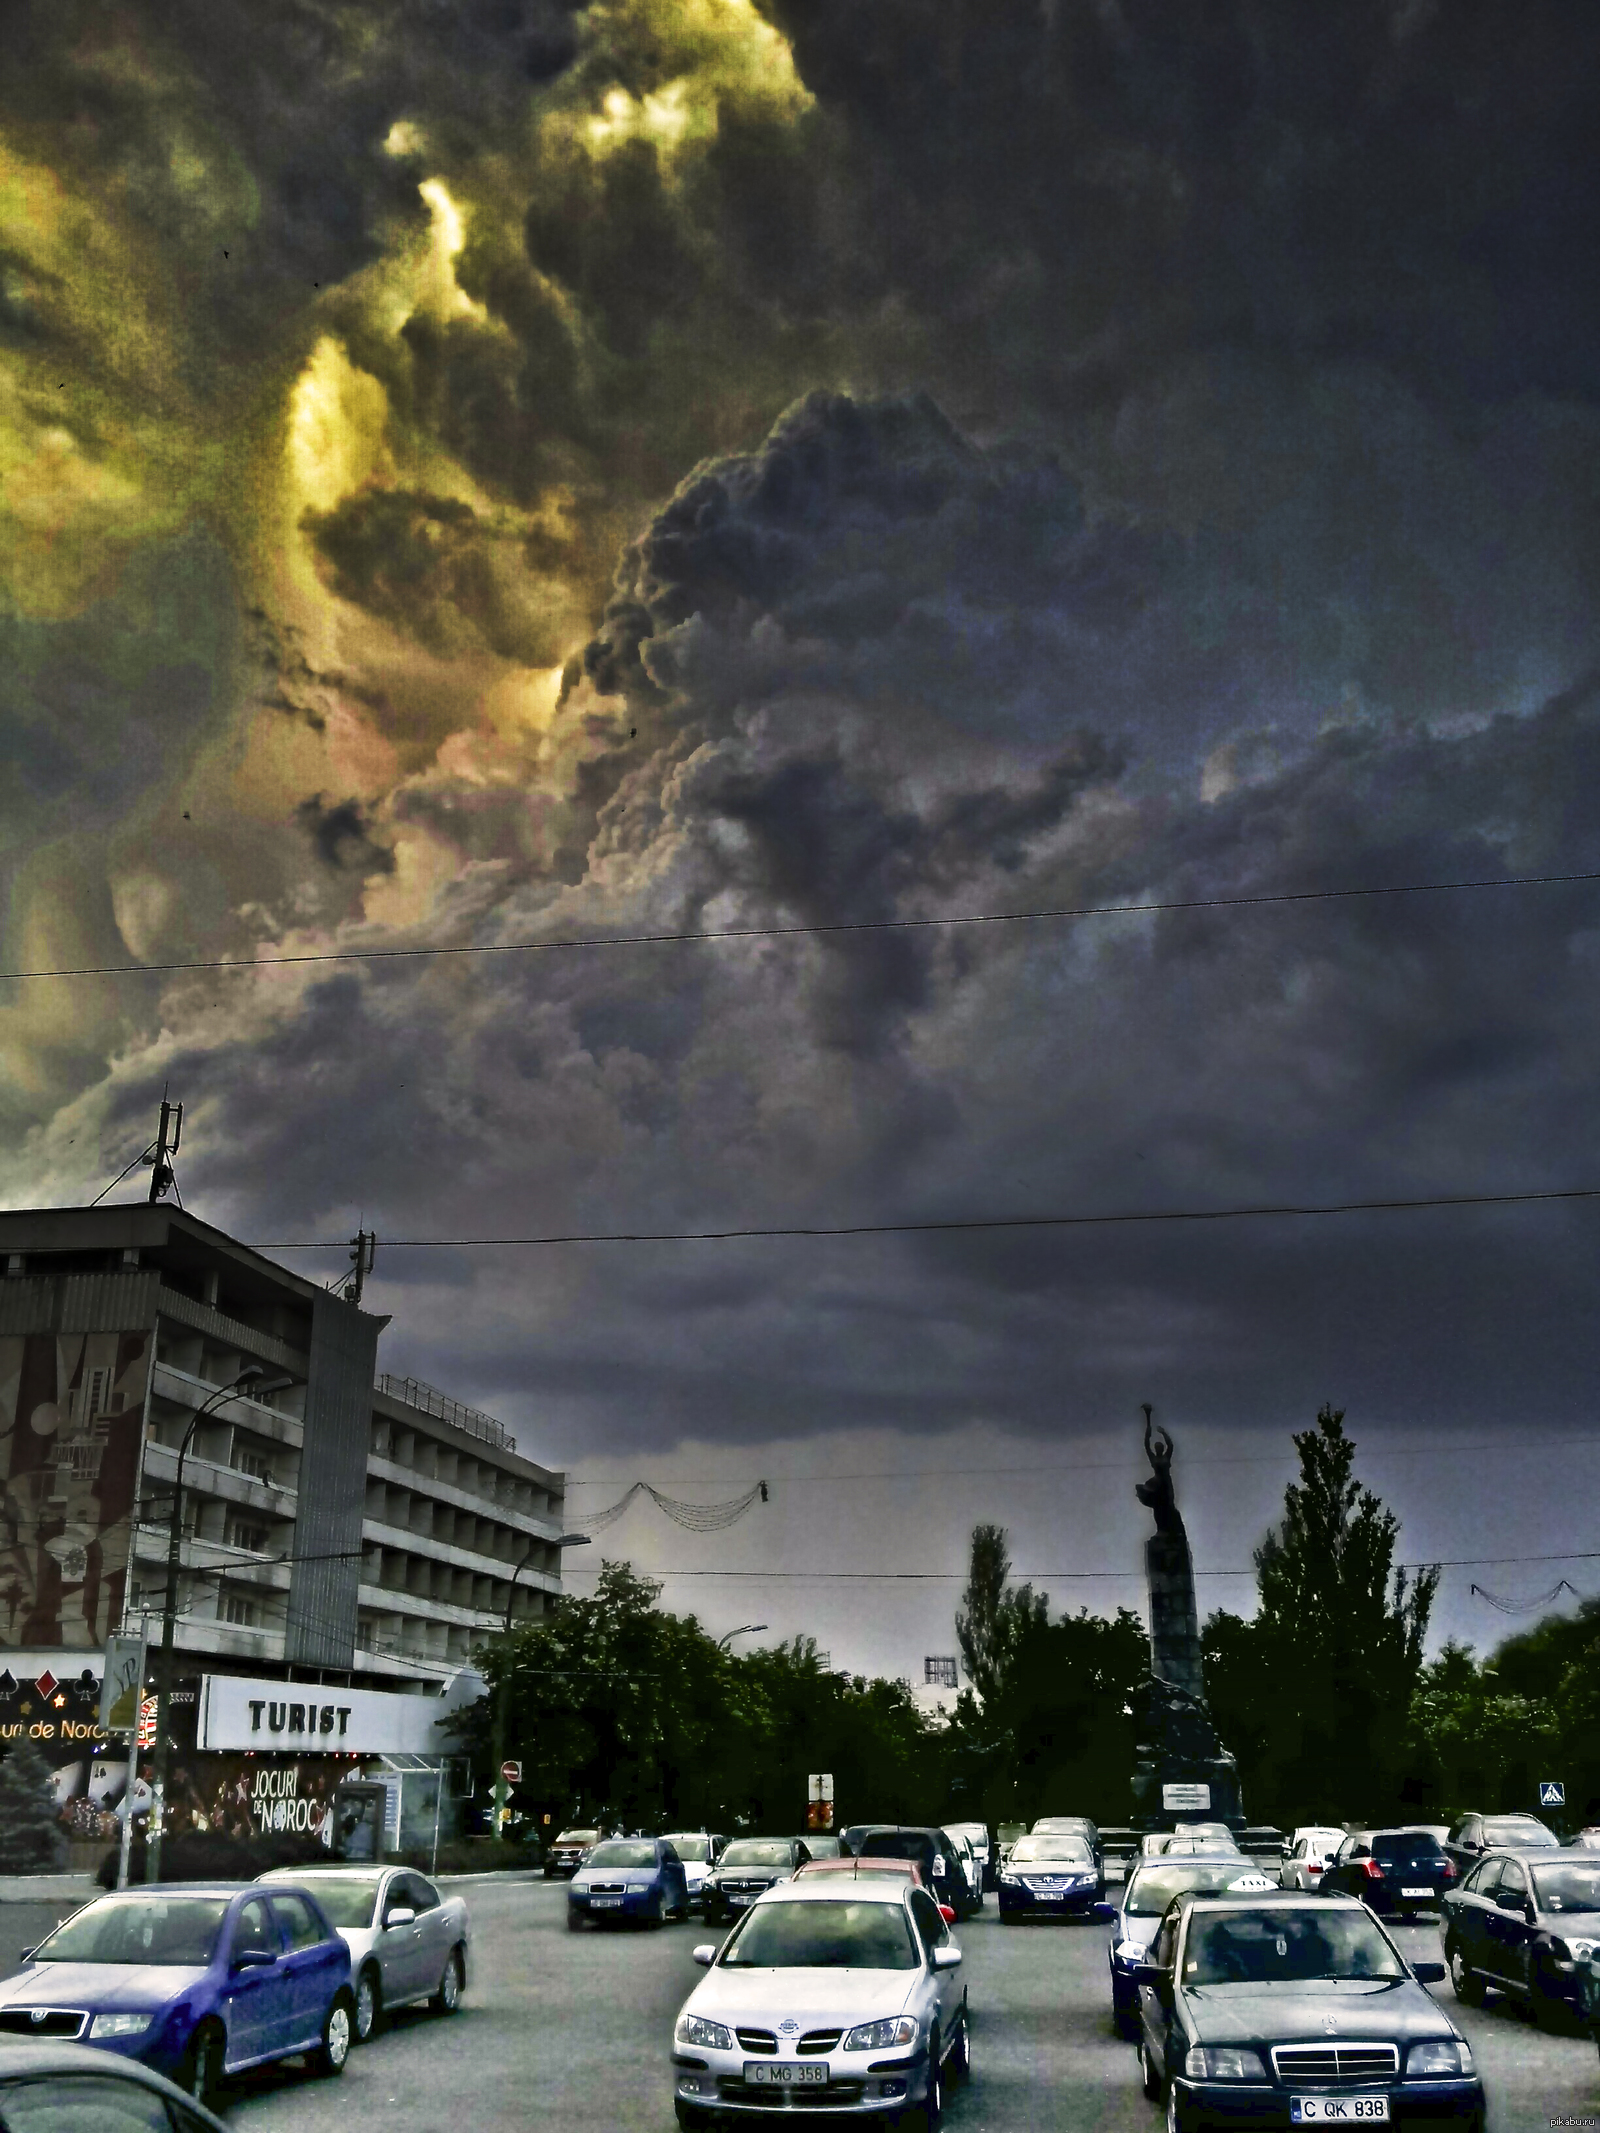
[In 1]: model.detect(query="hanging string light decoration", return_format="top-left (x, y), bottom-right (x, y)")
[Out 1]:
top-left (577, 1479), bottom-right (768, 1536)
top-left (1468, 1577), bottom-right (1580, 1614)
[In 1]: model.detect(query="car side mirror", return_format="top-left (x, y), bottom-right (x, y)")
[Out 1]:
top-left (232, 1947), bottom-right (276, 1971)
top-left (938, 1904), bottom-right (956, 1925)
top-left (1133, 1961), bottom-right (1170, 1995)
top-left (16, 1949), bottom-right (31, 1965)
top-left (385, 1906), bottom-right (417, 1929)
top-left (932, 1945), bottom-right (962, 1970)
top-left (692, 1944), bottom-right (717, 1967)
top-left (1413, 1962), bottom-right (1446, 1984)
top-left (1093, 1903), bottom-right (1118, 1922)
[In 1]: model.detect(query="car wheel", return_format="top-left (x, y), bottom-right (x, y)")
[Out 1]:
top-left (1448, 1941), bottom-right (1486, 2007)
top-left (314, 1991), bottom-right (355, 2078)
top-left (1530, 1953), bottom-right (1574, 2031)
top-left (183, 2020), bottom-right (227, 2110)
top-left (916, 2028), bottom-right (944, 2132)
top-left (1140, 2039), bottom-right (1165, 2102)
top-left (431, 1945), bottom-right (465, 2015)
top-left (566, 1905), bottom-right (584, 1931)
top-left (354, 1965), bottom-right (383, 2043)
top-left (948, 2000), bottom-right (970, 2081)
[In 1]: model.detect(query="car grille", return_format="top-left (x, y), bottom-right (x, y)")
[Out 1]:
top-left (723, 1880), bottom-right (770, 1894)
top-left (0, 2010), bottom-right (88, 2039)
top-left (1271, 2044), bottom-right (1399, 2084)
top-left (798, 2029), bottom-right (842, 2055)
top-left (588, 1882), bottom-right (627, 1894)
top-left (718, 2077), bottom-right (865, 2108)
top-left (738, 2027), bottom-right (778, 2053)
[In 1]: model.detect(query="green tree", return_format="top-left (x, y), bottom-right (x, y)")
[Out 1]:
top-left (0, 1739), bottom-right (65, 1872)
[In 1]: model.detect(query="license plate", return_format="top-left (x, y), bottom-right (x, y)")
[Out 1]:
top-left (590, 1897), bottom-right (623, 1909)
top-left (1291, 2098), bottom-right (1390, 2122)
top-left (1400, 1887), bottom-right (1432, 1898)
top-left (728, 1895), bottom-right (751, 1908)
top-left (747, 2064), bottom-right (826, 2087)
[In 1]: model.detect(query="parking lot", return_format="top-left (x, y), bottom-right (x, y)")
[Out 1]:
top-left (195, 1879), bottom-right (1600, 2132)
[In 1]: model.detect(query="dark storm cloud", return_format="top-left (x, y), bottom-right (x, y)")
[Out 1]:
top-left (294, 795), bottom-right (397, 877)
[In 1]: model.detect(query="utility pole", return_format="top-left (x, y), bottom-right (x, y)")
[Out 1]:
top-left (147, 1097), bottom-right (182, 1203)
top-left (344, 1229), bottom-right (376, 1306)
top-left (489, 1531), bottom-right (590, 1839)
top-left (145, 1364), bottom-right (291, 1880)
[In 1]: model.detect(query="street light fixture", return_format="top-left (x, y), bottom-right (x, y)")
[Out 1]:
top-left (145, 1363), bottom-right (294, 1880)
top-left (489, 1531), bottom-right (590, 1838)
top-left (716, 1623), bottom-right (768, 1651)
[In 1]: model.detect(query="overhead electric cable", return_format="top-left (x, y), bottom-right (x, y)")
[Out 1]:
top-left (562, 1548), bottom-right (1600, 1581)
top-left (253, 1181), bottom-right (1600, 1253)
top-left (5, 867), bottom-right (1600, 985)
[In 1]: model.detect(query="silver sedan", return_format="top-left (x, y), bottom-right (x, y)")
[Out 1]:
top-left (258, 1866), bottom-right (470, 2045)
top-left (671, 1878), bottom-right (969, 2130)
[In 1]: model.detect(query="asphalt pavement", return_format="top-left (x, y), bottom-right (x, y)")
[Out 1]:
top-left (101, 1881), bottom-right (1600, 2133)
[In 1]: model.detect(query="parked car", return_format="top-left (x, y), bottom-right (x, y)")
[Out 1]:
top-left (794, 1855), bottom-right (951, 1920)
top-left (1319, 1827), bottom-right (1456, 1917)
top-left (940, 1827), bottom-right (985, 1908)
top-left (1161, 1832), bottom-right (1245, 1859)
top-left (545, 1826), bottom-right (602, 1878)
top-left (1279, 1826), bottom-right (1348, 1890)
top-left (1571, 1827), bottom-right (1600, 1849)
top-left (1140, 1833), bottom-right (1173, 1859)
top-left (998, 1833), bottom-right (1103, 1920)
top-left (257, 1864), bottom-right (470, 2044)
top-left (856, 1827), bottom-right (978, 1920)
top-left (1032, 1816), bottom-right (1102, 1871)
top-left (795, 1833), bottom-right (843, 1860)
top-left (662, 1834), bottom-right (726, 1911)
top-left (702, 1838), bottom-right (812, 1925)
top-left (0, 1883), bottom-right (354, 2109)
top-left (837, 1825), bottom-right (872, 1857)
top-left (945, 1820), bottom-right (997, 1893)
top-left (1131, 1888), bottom-right (1480, 2132)
top-left (568, 1837), bottom-right (691, 1929)
top-left (1102, 1859), bottom-right (1278, 2038)
top-left (1441, 1847), bottom-right (1600, 2024)
top-left (0, 2040), bottom-right (232, 2133)
top-left (1444, 1811), bottom-right (1559, 1877)
top-left (670, 1875), bottom-right (969, 2131)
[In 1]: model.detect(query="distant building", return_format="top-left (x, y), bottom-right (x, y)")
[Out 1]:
top-left (924, 1655), bottom-right (958, 1688)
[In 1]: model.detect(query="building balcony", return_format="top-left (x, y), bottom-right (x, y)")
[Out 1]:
top-left (359, 1517), bottom-right (564, 1589)
top-left (141, 1442), bottom-right (298, 1518)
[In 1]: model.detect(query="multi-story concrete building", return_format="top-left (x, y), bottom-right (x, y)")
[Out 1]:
top-left (0, 1202), bottom-right (566, 1699)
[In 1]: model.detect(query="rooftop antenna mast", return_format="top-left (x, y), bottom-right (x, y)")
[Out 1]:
top-left (341, 1228), bottom-right (377, 1305)
top-left (147, 1094), bottom-right (183, 1204)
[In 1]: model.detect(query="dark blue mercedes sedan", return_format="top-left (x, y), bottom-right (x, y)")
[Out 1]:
top-left (0, 1882), bottom-right (354, 2109)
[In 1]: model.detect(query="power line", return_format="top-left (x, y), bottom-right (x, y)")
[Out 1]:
top-left (5, 867), bottom-right (1600, 986)
top-left (254, 1181), bottom-right (1600, 1253)
top-left (561, 1548), bottom-right (1600, 1582)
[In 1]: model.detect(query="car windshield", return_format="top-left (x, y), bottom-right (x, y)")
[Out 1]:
top-left (276, 1876), bottom-right (379, 1928)
top-left (1010, 1839), bottom-right (1092, 1865)
top-left (555, 1830), bottom-right (598, 1846)
top-left (721, 1840), bottom-right (794, 1868)
top-left (1126, 1864), bottom-right (1256, 1916)
top-left (586, 1841), bottom-right (658, 1868)
top-left (1485, 1819), bottom-right (1558, 1847)
top-left (668, 1838), bottom-right (712, 1863)
top-left (723, 1900), bottom-right (918, 1970)
top-left (33, 1895), bottom-right (231, 1966)
top-left (1185, 1908), bottom-right (1405, 1985)
top-left (1371, 1833), bottom-right (1445, 1862)
top-left (1532, 1863), bottom-right (1600, 1913)
top-left (1034, 1820), bottom-right (1088, 1835)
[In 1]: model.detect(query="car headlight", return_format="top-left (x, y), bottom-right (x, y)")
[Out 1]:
top-left (1407, 2039), bottom-right (1472, 2079)
top-left (89, 2011), bottom-right (155, 2038)
top-left (1184, 2046), bottom-right (1266, 2081)
top-left (1114, 1939), bottom-right (1147, 1964)
top-left (999, 1871), bottom-right (1020, 1885)
top-left (676, 2013), bottom-right (734, 2052)
top-left (843, 2016), bottom-right (919, 2051)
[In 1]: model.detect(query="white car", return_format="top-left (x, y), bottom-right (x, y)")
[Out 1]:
top-left (1279, 1826), bottom-right (1347, 1890)
top-left (662, 1833), bottom-right (726, 1910)
top-left (671, 1877), bottom-right (969, 2130)
top-left (942, 1822), bottom-right (988, 1906)
top-left (258, 1865), bottom-right (470, 2045)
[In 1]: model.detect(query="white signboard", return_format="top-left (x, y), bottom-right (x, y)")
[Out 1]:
top-left (198, 1674), bottom-right (457, 1754)
top-left (1162, 1782), bottom-right (1212, 1812)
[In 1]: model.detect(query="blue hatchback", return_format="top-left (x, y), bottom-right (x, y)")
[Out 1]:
top-left (567, 1837), bottom-right (691, 1928)
top-left (0, 1882), bottom-right (354, 2107)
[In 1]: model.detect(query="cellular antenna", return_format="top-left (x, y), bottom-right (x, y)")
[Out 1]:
top-left (342, 1227), bottom-right (377, 1304)
top-left (147, 1095), bottom-right (183, 1204)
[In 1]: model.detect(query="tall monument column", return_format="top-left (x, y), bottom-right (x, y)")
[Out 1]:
top-left (1129, 1403), bottom-right (1245, 1830)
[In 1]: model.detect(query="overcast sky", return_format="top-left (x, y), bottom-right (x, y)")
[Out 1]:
top-left (4, 0), bottom-right (1599, 1680)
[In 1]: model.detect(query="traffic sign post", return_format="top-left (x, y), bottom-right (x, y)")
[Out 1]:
top-left (501, 1760), bottom-right (522, 1786)
top-left (1539, 1780), bottom-right (1566, 1808)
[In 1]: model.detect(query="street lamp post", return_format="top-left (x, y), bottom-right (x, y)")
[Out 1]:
top-left (716, 1623), bottom-right (768, 1652)
top-left (490, 1531), bottom-right (590, 1839)
top-left (145, 1364), bottom-right (292, 1881)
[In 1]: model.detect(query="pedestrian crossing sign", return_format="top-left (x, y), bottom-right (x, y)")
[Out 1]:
top-left (1539, 1780), bottom-right (1565, 1806)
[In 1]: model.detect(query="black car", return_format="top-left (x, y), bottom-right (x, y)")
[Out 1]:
top-left (1441, 1847), bottom-right (1600, 2024)
top-left (701, 1838), bottom-right (811, 1924)
top-left (1443, 1812), bottom-right (1559, 1879)
top-left (1133, 1888), bottom-right (1482, 2133)
top-left (855, 1825), bottom-right (979, 1920)
top-left (998, 1832), bottom-right (1105, 1920)
top-left (1320, 1828), bottom-right (1457, 1917)
top-left (0, 2040), bottom-right (230, 2133)
top-left (1104, 1860), bottom-right (1279, 2038)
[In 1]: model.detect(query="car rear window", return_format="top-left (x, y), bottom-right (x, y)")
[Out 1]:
top-left (722, 1899), bottom-right (918, 1970)
top-left (859, 1832), bottom-right (934, 1865)
top-left (1371, 1832), bottom-right (1446, 1862)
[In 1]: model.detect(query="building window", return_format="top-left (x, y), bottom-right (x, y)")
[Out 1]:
top-left (232, 1446), bottom-right (272, 1483)
top-left (223, 1593), bottom-right (258, 1627)
top-left (924, 1656), bottom-right (958, 1688)
top-left (226, 1518), bottom-right (269, 1554)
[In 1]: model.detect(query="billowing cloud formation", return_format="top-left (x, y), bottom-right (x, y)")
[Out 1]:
top-left (3, 0), bottom-right (1600, 1488)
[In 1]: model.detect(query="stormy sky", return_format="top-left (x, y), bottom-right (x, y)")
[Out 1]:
top-left (4, 0), bottom-right (1600, 1676)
